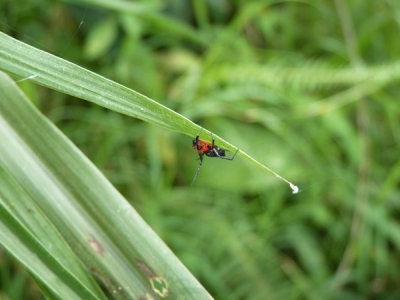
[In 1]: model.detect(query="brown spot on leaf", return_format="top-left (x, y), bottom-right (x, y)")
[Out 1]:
top-left (137, 261), bottom-right (169, 298)
top-left (150, 276), bottom-right (168, 298)
top-left (88, 237), bottom-right (104, 256)
top-left (137, 261), bottom-right (155, 278)
top-left (90, 267), bottom-right (111, 290)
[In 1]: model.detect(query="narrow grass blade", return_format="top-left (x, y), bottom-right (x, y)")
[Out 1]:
top-left (0, 31), bottom-right (298, 192)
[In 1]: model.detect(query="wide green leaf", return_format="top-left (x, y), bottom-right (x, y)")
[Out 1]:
top-left (0, 71), bottom-right (211, 299)
top-left (0, 166), bottom-right (107, 300)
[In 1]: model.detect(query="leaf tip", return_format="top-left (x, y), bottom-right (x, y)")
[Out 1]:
top-left (290, 183), bottom-right (300, 194)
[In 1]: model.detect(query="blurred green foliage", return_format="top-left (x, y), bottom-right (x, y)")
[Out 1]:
top-left (1, 0), bottom-right (400, 299)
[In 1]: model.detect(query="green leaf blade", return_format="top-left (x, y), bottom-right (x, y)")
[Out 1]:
top-left (0, 30), bottom-right (297, 193)
top-left (0, 71), bottom-right (212, 299)
top-left (0, 74), bottom-right (109, 300)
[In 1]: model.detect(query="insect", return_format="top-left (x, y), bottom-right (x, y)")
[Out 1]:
top-left (191, 128), bottom-right (239, 185)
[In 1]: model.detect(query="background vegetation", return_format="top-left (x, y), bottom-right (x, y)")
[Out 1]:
top-left (1, 0), bottom-right (400, 299)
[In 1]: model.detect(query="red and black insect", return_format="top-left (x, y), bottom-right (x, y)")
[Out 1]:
top-left (191, 128), bottom-right (239, 185)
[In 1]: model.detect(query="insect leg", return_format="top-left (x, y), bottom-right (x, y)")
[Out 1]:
top-left (213, 148), bottom-right (239, 160)
top-left (191, 153), bottom-right (204, 186)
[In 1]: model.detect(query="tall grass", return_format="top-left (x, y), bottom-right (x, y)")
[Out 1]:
top-left (1, 0), bottom-right (400, 299)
